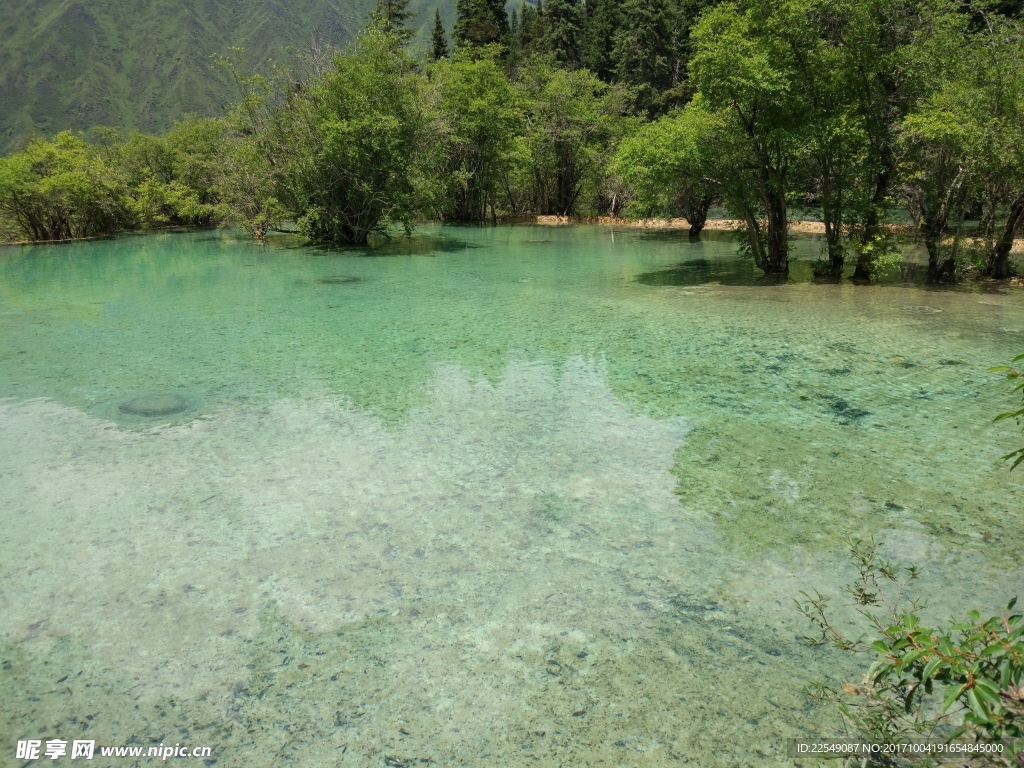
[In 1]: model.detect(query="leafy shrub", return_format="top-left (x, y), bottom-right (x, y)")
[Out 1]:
top-left (797, 540), bottom-right (1023, 766)
top-left (991, 355), bottom-right (1024, 470)
top-left (0, 132), bottom-right (134, 242)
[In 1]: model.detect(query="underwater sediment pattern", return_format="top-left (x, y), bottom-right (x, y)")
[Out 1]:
top-left (0, 226), bottom-right (1022, 766)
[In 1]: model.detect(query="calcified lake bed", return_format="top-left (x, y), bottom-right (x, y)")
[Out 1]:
top-left (1, 225), bottom-right (1022, 767)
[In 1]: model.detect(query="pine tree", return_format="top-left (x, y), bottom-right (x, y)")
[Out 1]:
top-left (431, 8), bottom-right (450, 60)
top-left (371, 0), bottom-right (417, 42)
top-left (519, 1), bottom-right (547, 56)
top-left (580, 0), bottom-right (622, 81)
top-left (507, 8), bottom-right (522, 60)
top-left (544, 0), bottom-right (583, 67)
top-left (612, 0), bottom-right (677, 114)
top-left (675, 0), bottom-right (716, 84)
top-left (454, 0), bottom-right (502, 47)
top-left (487, 0), bottom-right (510, 36)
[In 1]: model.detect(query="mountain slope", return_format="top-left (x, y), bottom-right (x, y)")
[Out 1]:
top-left (0, 0), bottom-right (458, 150)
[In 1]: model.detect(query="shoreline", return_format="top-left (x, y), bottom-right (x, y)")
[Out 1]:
top-left (4, 218), bottom-right (1023, 254)
top-left (525, 214), bottom-right (1024, 253)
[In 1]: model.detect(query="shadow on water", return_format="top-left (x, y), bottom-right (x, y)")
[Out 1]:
top-left (636, 257), bottom-right (817, 286)
top-left (302, 233), bottom-right (479, 257)
top-left (638, 254), bottom-right (1022, 291)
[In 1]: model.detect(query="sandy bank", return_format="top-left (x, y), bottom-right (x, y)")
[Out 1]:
top-left (524, 214), bottom-right (1024, 254)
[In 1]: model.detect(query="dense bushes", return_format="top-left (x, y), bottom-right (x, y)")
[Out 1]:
top-left (0, 119), bottom-right (225, 242)
top-left (0, 133), bottom-right (133, 242)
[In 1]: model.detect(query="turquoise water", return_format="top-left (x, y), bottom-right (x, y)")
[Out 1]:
top-left (0, 225), bottom-right (1021, 766)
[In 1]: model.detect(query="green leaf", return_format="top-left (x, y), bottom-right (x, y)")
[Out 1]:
top-left (973, 677), bottom-right (1002, 708)
top-left (979, 642), bottom-right (1004, 658)
top-left (943, 683), bottom-right (967, 712)
top-left (871, 640), bottom-right (891, 655)
top-left (966, 688), bottom-right (991, 723)
top-left (921, 657), bottom-right (944, 682)
top-left (901, 648), bottom-right (930, 665)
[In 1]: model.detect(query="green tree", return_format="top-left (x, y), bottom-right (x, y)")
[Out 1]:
top-left (580, 0), bottom-right (622, 81)
top-left (544, 0), bottom-right (584, 68)
top-left (371, 0), bottom-right (417, 42)
top-left (163, 116), bottom-right (229, 217)
top-left (776, 0), bottom-right (870, 277)
top-left (215, 131), bottom-right (286, 241)
top-left (896, 10), bottom-right (979, 282)
top-left (689, 1), bottom-right (810, 275)
top-left (959, 11), bottom-right (1024, 279)
top-left (430, 49), bottom-right (523, 222)
top-left (488, 0), bottom-right (510, 36)
top-left (612, 0), bottom-right (678, 115)
top-left (224, 30), bottom-right (432, 244)
top-left (899, 106), bottom-right (973, 282)
top-left (814, 0), bottom-right (952, 282)
top-left (455, 0), bottom-right (505, 48)
top-left (107, 116), bottom-right (226, 228)
top-left (518, 1), bottom-right (548, 58)
top-left (513, 59), bottom-right (632, 215)
top-left (0, 132), bottom-right (134, 242)
top-left (612, 103), bottom-right (724, 238)
top-left (431, 8), bottom-right (450, 60)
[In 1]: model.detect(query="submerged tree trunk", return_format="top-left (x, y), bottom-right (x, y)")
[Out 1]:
top-left (988, 194), bottom-right (1024, 279)
top-left (905, 161), bottom-right (966, 284)
top-left (740, 209), bottom-right (763, 261)
top-left (682, 194), bottom-right (713, 241)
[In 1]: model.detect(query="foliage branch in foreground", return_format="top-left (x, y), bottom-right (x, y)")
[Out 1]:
top-left (797, 540), bottom-right (1023, 766)
top-left (991, 354), bottom-right (1024, 470)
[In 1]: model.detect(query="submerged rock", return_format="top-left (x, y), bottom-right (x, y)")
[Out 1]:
top-left (119, 394), bottom-right (189, 417)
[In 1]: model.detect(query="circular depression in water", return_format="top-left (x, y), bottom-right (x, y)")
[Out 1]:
top-left (119, 394), bottom-right (190, 417)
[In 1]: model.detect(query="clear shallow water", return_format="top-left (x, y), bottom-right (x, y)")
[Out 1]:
top-left (0, 225), bottom-right (1021, 766)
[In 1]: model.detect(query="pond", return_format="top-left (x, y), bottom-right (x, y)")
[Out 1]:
top-left (1, 225), bottom-right (1022, 766)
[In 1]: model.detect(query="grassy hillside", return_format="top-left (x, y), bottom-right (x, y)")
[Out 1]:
top-left (0, 0), bottom-right (459, 150)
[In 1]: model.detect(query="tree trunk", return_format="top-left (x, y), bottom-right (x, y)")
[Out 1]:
top-left (815, 172), bottom-right (845, 277)
top-left (851, 166), bottom-right (893, 282)
top-left (739, 208), bottom-right (765, 268)
top-left (988, 194), bottom-right (1024, 279)
top-left (762, 185), bottom-right (789, 275)
top-left (683, 194), bottom-right (713, 241)
top-left (816, 215), bottom-right (845, 277)
top-left (924, 235), bottom-right (955, 282)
